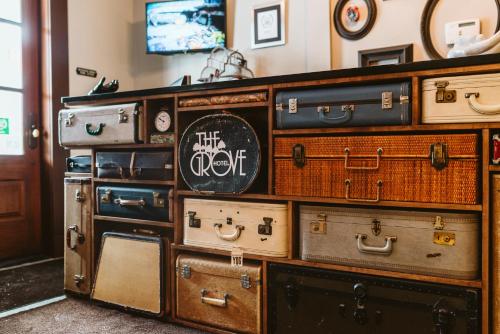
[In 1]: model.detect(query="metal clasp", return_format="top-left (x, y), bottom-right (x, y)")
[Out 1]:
top-left (288, 98), bottom-right (298, 114)
top-left (152, 192), bottom-right (165, 208)
top-left (433, 216), bottom-right (445, 230)
top-left (371, 219), bottom-right (381, 236)
top-left (188, 211), bottom-right (201, 228)
top-left (317, 106), bottom-right (331, 113)
top-left (382, 91), bottom-right (393, 109)
top-left (101, 190), bottom-right (111, 203)
top-left (75, 189), bottom-right (85, 203)
top-left (241, 274), bottom-right (251, 289)
top-left (276, 103), bottom-right (284, 112)
top-left (433, 232), bottom-right (456, 246)
top-left (341, 105), bottom-right (355, 113)
top-left (435, 81), bottom-right (456, 103)
top-left (292, 144), bottom-right (306, 168)
top-left (180, 265), bottom-right (191, 279)
top-left (65, 113), bottom-right (75, 127)
top-left (310, 213), bottom-right (327, 234)
top-left (118, 108), bottom-right (128, 123)
top-left (430, 143), bottom-right (449, 170)
top-left (258, 217), bottom-right (273, 236)
top-left (73, 274), bottom-right (85, 287)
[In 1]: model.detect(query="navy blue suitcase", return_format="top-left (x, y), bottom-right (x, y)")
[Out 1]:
top-left (96, 186), bottom-right (172, 222)
top-left (66, 155), bottom-right (91, 173)
top-left (275, 82), bottom-right (411, 129)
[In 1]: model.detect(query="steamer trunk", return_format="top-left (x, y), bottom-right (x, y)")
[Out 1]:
top-left (274, 133), bottom-right (479, 205)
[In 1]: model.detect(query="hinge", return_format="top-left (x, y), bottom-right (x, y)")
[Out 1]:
top-left (152, 192), bottom-right (165, 208)
top-left (435, 81), bottom-right (456, 103)
top-left (241, 274), bottom-right (251, 289)
top-left (179, 265), bottom-right (191, 279)
top-left (382, 91), bottom-right (393, 109)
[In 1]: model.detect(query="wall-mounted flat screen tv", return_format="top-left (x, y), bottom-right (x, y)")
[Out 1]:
top-left (146, 0), bottom-right (226, 55)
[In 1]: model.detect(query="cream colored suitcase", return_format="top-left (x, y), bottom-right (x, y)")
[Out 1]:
top-left (64, 177), bottom-right (92, 294)
top-left (183, 198), bottom-right (288, 257)
top-left (300, 205), bottom-right (480, 279)
top-left (422, 73), bottom-right (500, 123)
top-left (493, 175), bottom-right (500, 333)
top-left (59, 103), bottom-right (143, 147)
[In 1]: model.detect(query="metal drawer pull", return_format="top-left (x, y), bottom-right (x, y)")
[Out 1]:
top-left (355, 234), bottom-right (397, 255)
top-left (344, 147), bottom-right (383, 170)
top-left (66, 225), bottom-right (85, 250)
top-left (85, 123), bottom-right (105, 136)
top-left (345, 179), bottom-right (383, 203)
top-left (214, 223), bottom-right (244, 241)
top-left (465, 92), bottom-right (500, 115)
top-left (200, 289), bottom-right (229, 307)
top-left (113, 198), bottom-right (146, 207)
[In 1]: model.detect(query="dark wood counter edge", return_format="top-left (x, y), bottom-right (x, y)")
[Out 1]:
top-left (62, 53), bottom-right (500, 104)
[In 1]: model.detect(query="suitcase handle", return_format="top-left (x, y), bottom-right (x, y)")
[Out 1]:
top-left (318, 105), bottom-right (353, 124)
top-left (465, 92), bottom-right (500, 115)
top-left (200, 289), bottom-right (229, 307)
top-left (344, 147), bottom-right (383, 170)
top-left (345, 179), bottom-right (383, 203)
top-left (85, 123), bottom-right (105, 136)
top-left (355, 234), bottom-right (397, 255)
top-left (113, 198), bottom-right (146, 207)
top-left (66, 225), bottom-right (85, 250)
top-left (213, 223), bottom-right (244, 241)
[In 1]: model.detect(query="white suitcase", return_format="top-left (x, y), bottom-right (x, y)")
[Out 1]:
top-left (183, 198), bottom-right (288, 257)
top-left (300, 205), bottom-right (480, 279)
top-left (59, 103), bottom-right (143, 147)
top-left (64, 177), bottom-right (92, 294)
top-left (422, 73), bottom-right (500, 123)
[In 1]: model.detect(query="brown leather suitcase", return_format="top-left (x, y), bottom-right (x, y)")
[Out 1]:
top-left (274, 133), bottom-right (479, 205)
top-left (176, 254), bottom-right (262, 333)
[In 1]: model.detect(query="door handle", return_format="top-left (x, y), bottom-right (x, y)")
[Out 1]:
top-left (28, 112), bottom-right (39, 149)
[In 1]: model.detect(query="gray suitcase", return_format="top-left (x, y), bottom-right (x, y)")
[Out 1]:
top-left (276, 82), bottom-right (411, 129)
top-left (59, 103), bottom-right (143, 147)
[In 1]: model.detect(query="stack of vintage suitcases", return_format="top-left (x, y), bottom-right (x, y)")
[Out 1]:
top-left (60, 62), bottom-right (500, 333)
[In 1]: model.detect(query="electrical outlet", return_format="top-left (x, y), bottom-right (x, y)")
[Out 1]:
top-left (445, 19), bottom-right (481, 45)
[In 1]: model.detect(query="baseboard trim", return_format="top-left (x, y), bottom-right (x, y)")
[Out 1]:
top-left (0, 257), bottom-right (63, 273)
top-left (0, 295), bottom-right (66, 319)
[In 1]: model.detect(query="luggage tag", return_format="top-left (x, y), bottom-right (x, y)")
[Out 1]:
top-left (231, 247), bottom-right (244, 267)
top-left (493, 134), bottom-right (500, 165)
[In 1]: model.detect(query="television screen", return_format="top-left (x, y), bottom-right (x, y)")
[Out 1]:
top-left (146, 0), bottom-right (226, 54)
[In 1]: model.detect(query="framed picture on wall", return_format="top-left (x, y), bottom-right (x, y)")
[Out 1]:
top-left (358, 44), bottom-right (413, 67)
top-left (251, 0), bottom-right (286, 49)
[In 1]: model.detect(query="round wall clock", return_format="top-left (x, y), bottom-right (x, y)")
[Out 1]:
top-left (334, 0), bottom-right (377, 40)
top-left (154, 110), bottom-right (171, 133)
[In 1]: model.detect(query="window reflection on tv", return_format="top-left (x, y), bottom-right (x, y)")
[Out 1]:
top-left (146, 0), bottom-right (226, 54)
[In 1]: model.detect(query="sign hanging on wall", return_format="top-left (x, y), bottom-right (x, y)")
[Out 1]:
top-left (0, 118), bottom-right (9, 135)
top-left (76, 67), bottom-right (97, 78)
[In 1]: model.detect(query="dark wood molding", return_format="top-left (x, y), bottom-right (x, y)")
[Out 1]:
top-left (41, 0), bottom-right (69, 257)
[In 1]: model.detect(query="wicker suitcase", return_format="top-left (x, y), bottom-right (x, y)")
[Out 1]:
top-left (300, 205), bottom-right (480, 279)
top-left (274, 133), bottom-right (479, 205)
top-left (183, 198), bottom-right (288, 257)
top-left (493, 175), bottom-right (500, 333)
top-left (422, 73), bottom-right (500, 123)
top-left (59, 103), bottom-right (143, 147)
top-left (64, 177), bottom-right (92, 294)
top-left (176, 254), bottom-right (262, 334)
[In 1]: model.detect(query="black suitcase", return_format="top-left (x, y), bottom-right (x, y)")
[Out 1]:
top-left (275, 82), bottom-right (411, 129)
top-left (66, 155), bottom-right (91, 173)
top-left (96, 151), bottom-right (173, 180)
top-left (96, 186), bottom-right (173, 222)
top-left (268, 264), bottom-right (480, 334)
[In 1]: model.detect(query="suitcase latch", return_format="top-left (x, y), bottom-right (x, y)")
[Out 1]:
top-left (118, 108), bottom-right (128, 123)
top-left (433, 216), bottom-right (445, 230)
top-left (179, 265), bottom-right (191, 279)
top-left (341, 104), bottom-right (355, 113)
top-left (292, 144), bottom-right (306, 168)
top-left (241, 274), bottom-right (252, 289)
top-left (310, 214), bottom-right (327, 234)
top-left (258, 217), bottom-right (273, 236)
top-left (152, 192), bottom-right (165, 208)
top-left (430, 143), bottom-right (448, 170)
top-left (188, 211), bottom-right (201, 228)
top-left (435, 81), bottom-right (456, 103)
top-left (317, 106), bottom-right (330, 113)
top-left (433, 232), bottom-right (455, 246)
top-left (75, 189), bottom-right (85, 202)
top-left (101, 190), bottom-right (111, 203)
top-left (276, 103), bottom-right (284, 112)
top-left (64, 113), bottom-right (75, 127)
top-left (382, 91), bottom-right (393, 109)
top-left (288, 98), bottom-right (298, 114)
top-left (73, 275), bottom-right (85, 287)
top-left (371, 219), bottom-right (381, 236)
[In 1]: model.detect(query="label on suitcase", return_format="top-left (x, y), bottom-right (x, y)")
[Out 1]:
top-left (66, 155), bottom-right (91, 173)
top-left (276, 81), bottom-right (411, 129)
top-left (268, 263), bottom-right (480, 334)
top-left (300, 205), bottom-right (480, 279)
top-left (58, 103), bottom-right (143, 147)
top-left (92, 232), bottom-right (165, 316)
top-left (274, 133), bottom-right (479, 205)
top-left (96, 151), bottom-right (173, 180)
top-left (178, 113), bottom-right (261, 194)
top-left (96, 186), bottom-right (173, 222)
top-left (422, 73), bottom-right (500, 124)
top-left (183, 198), bottom-right (288, 257)
top-left (64, 177), bottom-right (92, 294)
top-left (176, 254), bottom-right (262, 334)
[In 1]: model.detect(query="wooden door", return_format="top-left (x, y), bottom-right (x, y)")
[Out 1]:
top-left (0, 1), bottom-right (41, 260)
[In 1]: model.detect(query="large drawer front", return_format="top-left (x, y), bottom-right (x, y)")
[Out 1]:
top-left (268, 263), bottom-right (480, 334)
top-left (96, 186), bottom-right (173, 222)
top-left (176, 254), bottom-right (262, 334)
top-left (300, 205), bottom-right (480, 279)
top-left (183, 198), bottom-right (288, 257)
top-left (274, 134), bottom-right (479, 205)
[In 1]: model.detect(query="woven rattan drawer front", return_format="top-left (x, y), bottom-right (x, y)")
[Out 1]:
top-left (274, 134), bottom-right (479, 205)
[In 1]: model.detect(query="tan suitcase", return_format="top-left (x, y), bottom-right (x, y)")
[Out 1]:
top-left (183, 198), bottom-right (288, 257)
top-left (493, 175), bottom-right (500, 333)
top-left (300, 205), bottom-right (480, 279)
top-left (64, 177), bottom-right (92, 294)
top-left (176, 254), bottom-right (262, 334)
top-left (422, 73), bottom-right (500, 123)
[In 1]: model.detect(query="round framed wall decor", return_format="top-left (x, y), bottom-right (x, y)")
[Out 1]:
top-left (333, 0), bottom-right (377, 40)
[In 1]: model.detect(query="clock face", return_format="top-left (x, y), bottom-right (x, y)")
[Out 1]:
top-left (154, 111), bottom-right (171, 133)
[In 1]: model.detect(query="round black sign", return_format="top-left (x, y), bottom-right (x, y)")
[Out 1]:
top-left (179, 113), bottom-right (261, 194)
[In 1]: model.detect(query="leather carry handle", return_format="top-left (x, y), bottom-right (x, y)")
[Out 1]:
top-left (318, 105), bottom-right (353, 125)
top-left (355, 234), bottom-right (397, 255)
top-left (113, 198), bottom-right (146, 207)
top-left (465, 92), bottom-right (500, 115)
top-left (66, 225), bottom-right (85, 250)
top-left (213, 223), bottom-right (244, 241)
top-left (85, 123), bottom-right (105, 136)
top-left (344, 147), bottom-right (383, 170)
top-left (200, 289), bottom-right (229, 307)
top-left (345, 179), bottom-right (383, 203)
